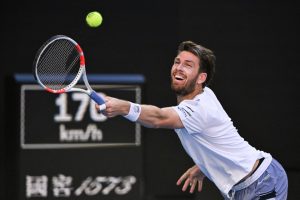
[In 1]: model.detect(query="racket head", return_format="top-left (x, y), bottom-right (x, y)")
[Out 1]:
top-left (33, 35), bottom-right (85, 93)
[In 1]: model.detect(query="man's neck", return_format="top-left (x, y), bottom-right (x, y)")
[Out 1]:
top-left (176, 87), bottom-right (204, 104)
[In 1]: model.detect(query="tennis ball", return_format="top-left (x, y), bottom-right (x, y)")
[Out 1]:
top-left (86, 11), bottom-right (103, 28)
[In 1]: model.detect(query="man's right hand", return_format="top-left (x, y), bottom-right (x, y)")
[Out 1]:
top-left (95, 96), bottom-right (130, 118)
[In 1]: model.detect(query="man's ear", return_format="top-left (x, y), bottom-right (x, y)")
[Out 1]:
top-left (197, 73), bottom-right (207, 84)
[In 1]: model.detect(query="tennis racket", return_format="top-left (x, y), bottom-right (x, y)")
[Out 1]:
top-left (33, 35), bottom-right (106, 111)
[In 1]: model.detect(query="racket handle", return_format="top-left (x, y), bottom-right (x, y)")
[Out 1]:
top-left (90, 91), bottom-right (106, 111)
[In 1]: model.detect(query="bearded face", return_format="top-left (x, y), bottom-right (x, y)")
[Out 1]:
top-left (170, 51), bottom-right (201, 96)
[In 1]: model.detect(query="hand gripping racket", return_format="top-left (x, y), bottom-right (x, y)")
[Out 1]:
top-left (33, 35), bottom-right (106, 111)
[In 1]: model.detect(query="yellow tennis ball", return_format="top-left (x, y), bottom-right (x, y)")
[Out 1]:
top-left (86, 11), bottom-right (103, 28)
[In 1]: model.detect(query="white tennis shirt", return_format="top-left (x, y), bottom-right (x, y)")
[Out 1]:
top-left (173, 87), bottom-right (272, 196)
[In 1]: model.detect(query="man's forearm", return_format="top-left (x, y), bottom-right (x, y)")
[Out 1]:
top-left (137, 105), bottom-right (168, 128)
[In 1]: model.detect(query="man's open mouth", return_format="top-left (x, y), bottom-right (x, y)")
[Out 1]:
top-left (174, 74), bottom-right (186, 81)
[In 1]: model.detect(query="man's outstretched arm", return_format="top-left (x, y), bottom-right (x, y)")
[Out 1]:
top-left (95, 96), bottom-right (183, 129)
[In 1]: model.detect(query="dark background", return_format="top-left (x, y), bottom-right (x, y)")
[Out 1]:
top-left (1, 0), bottom-right (299, 199)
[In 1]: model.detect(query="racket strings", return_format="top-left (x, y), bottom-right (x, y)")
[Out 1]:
top-left (36, 39), bottom-right (81, 90)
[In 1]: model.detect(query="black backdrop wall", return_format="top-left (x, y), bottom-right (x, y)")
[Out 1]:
top-left (1, 0), bottom-right (299, 199)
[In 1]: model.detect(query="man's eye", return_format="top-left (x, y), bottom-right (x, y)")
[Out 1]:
top-left (184, 63), bottom-right (193, 68)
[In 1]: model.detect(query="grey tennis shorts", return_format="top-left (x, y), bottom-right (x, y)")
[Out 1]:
top-left (229, 158), bottom-right (288, 200)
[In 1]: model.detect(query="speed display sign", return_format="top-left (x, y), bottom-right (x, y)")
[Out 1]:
top-left (20, 84), bottom-right (141, 149)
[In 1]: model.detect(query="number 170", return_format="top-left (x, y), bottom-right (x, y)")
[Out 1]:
top-left (54, 93), bottom-right (107, 122)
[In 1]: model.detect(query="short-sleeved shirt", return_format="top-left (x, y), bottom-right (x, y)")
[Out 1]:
top-left (173, 87), bottom-right (272, 196)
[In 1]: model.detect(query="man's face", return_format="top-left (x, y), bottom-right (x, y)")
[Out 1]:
top-left (171, 51), bottom-right (201, 96)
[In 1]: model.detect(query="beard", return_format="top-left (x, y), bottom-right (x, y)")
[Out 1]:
top-left (171, 75), bottom-right (198, 96)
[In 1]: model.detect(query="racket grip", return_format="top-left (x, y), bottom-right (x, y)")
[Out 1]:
top-left (90, 91), bottom-right (106, 111)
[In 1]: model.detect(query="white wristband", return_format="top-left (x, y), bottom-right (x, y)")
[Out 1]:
top-left (124, 102), bottom-right (141, 122)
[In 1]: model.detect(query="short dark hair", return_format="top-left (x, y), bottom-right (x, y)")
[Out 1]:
top-left (178, 41), bottom-right (216, 87)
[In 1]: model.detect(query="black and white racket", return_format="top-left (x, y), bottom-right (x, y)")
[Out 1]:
top-left (33, 35), bottom-right (106, 111)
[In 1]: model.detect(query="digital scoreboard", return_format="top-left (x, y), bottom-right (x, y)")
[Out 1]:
top-left (20, 84), bottom-right (141, 149)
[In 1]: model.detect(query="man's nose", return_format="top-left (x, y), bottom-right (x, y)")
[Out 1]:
top-left (176, 63), bottom-right (184, 70)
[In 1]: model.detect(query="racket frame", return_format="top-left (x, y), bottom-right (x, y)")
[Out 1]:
top-left (34, 35), bottom-right (106, 110)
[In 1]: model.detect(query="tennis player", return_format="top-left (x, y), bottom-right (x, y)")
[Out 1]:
top-left (96, 41), bottom-right (288, 199)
